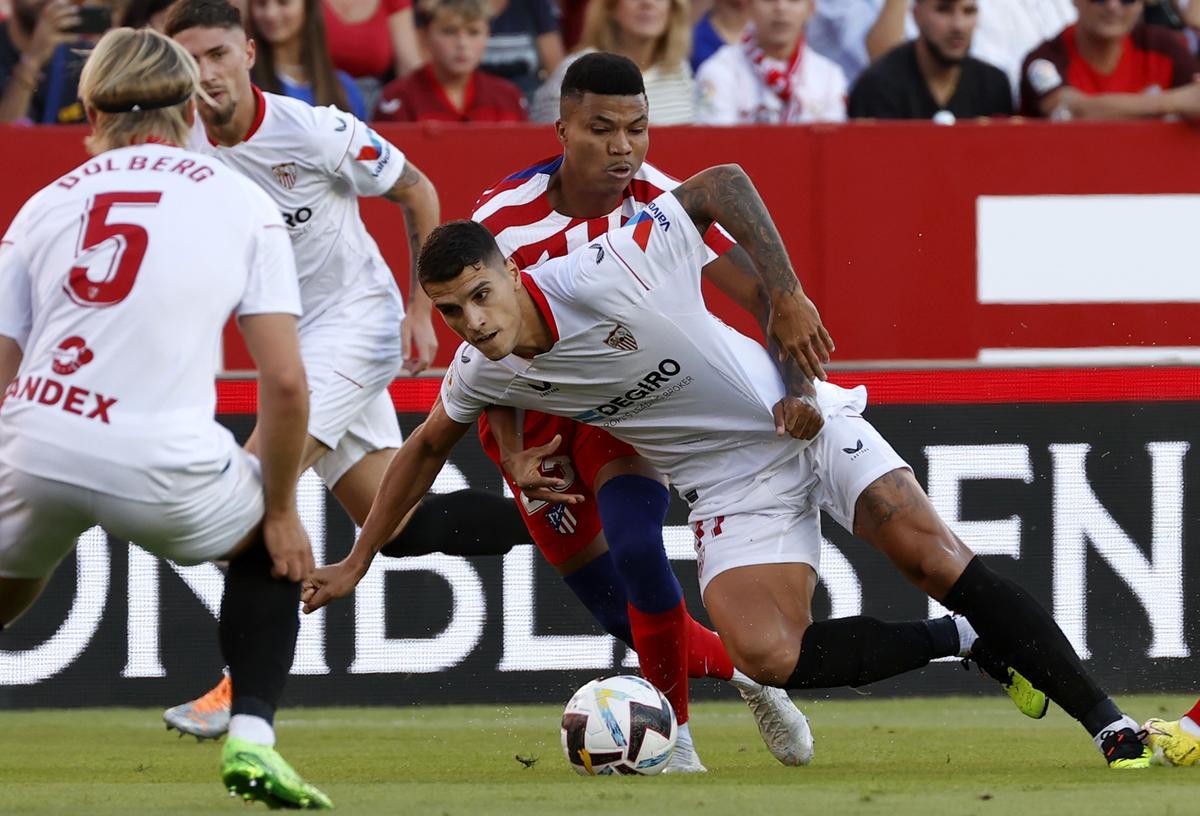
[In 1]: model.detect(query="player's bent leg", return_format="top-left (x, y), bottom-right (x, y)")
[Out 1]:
top-left (851, 466), bottom-right (1147, 767)
top-left (216, 531), bottom-right (332, 808)
top-left (0, 576), bottom-right (50, 629)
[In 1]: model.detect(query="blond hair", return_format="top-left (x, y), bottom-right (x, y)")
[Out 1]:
top-left (580, 0), bottom-right (691, 72)
top-left (79, 28), bottom-right (200, 155)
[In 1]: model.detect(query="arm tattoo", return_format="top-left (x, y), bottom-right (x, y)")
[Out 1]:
top-left (672, 165), bottom-right (798, 298)
top-left (383, 162), bottom-right (421, 202)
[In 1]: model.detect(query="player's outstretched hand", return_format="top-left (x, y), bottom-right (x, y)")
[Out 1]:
top-left (262, 510), bottom-right (316, 583)
top-left (773, 396), bottom-right (824, 441)
top-left (768, 291), bottom-right (834, 381)
top-left (301, 559), bottom-right (367, 613)
top-left (501, 433), bottom-right (586, 505)
top-left (402, 304), bottom-right (440, 375)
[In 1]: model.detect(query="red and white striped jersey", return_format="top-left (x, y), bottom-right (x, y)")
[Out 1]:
top-left (470, 155), bottom-right (734, 269)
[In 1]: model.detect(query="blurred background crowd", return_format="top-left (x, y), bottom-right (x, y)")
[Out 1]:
top-left (2, 0), bottom-right (1199, 127)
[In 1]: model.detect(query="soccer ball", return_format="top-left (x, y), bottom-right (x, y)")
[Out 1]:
top-left (560, 675), bottom-right (677, 776)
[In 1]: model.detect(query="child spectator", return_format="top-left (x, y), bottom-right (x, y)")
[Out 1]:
top-left (375, 0), bottom-right (527, 120)
top-left (249, 0), bottom-right (367, 119)
top-left (691, 0), bottom-right (747, 72)
top-left (480, 0), bottom-right (563, 96)
top-left (532, 0), bottom-right (696, 123)
top-left (696, 0), bottom-right (845, 123)
top-left (849, 0), bottom-right (1011, 119)
top-left (1020, 0), bottom-right (1200, 119)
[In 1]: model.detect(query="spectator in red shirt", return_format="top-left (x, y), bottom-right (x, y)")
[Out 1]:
top-left (1020, 0), bottom-right (1200, 118)
top-left (374, 0), bottom-right (527, 120)
top-left (322, 0), bottom-right (422, 111)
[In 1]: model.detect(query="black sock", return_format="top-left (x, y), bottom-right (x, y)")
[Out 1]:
top-left (219, 540), bottom-right (300, 724)
top-left (786, 615), bottom-right (960, 689)
top-left (380, 489), bottom-right (529, 558)
top-left (942, 556), bottom-right (1113, 734)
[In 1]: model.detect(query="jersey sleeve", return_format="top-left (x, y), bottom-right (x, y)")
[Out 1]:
top-left (0, 212), bottom-right (33, 349)
top-left (1019, 38), bottom-right (1068, 117)
top-left (603, 191), bottom-right (709, 292)
top-left (439, 344), bottom-right (496, 424)
top-left (319, 105), bottom-right (407, 196)
top-left (236, 187), bottom-right (303, 318)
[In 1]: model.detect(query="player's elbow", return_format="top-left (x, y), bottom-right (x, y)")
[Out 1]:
top-left (260, 364), bottom-right (308, 407)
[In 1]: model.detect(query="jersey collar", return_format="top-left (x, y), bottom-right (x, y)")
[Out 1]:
top-left (521, 272), bottom-right (559, 344)
top-left (207, 85), bottom-right (267, 147)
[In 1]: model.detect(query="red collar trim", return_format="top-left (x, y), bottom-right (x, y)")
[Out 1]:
top-left (208, 85), bottom-right (267, 147)
top-left (425, 65), bottom-right (477, 120)
top-left (522, 272), bottom-right (559, 344)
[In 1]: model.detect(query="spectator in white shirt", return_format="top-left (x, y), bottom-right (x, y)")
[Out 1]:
top-left (532, 0), bottom-right (696, 123)
top-left (695, 0), bottom-right (846, 124)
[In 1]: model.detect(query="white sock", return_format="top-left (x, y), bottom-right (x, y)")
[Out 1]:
top-left (1092, 715), bottom-right (1139, 753)
top-left (1181, 716), bottom-right (1200, 738)
top-left (229, 714), bottom-right (276, 747)
top-left (953, 616), bottom-right (978, 658)
top-left (729, 668), bottom-right (757, 690)
top-left (676, 721), bottom-right (692, 747)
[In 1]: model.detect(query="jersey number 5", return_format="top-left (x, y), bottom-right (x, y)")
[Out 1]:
top-left (65, 191), bottom-right (163, 308)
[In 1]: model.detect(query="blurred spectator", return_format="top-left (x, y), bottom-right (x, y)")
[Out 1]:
top-left (120, 0), bottom-right (175, 30)
top-left (322, 0), bottom-right (423, 110)
top-left (558, 0), bottom-right (587, 49)
top-left (695, 0), bottom-right (845, 123)
top-left (849, 0), bottom-right (1011, 119)
top-left (249, 0), bottom-right (367, 119)
top-left (532, 0), bottom-right (696, 123)
top-left (691, 0), bottom-right (746, 72)
top-left (865, 0), bottom-right (1077, 94)
top-left (1020, 0), bottom-right (1200, 119)
top-left (479, 0), bottom-right (563, 97)
top-left (0, 0), bottom-right (100, 123)
top-left (376, 0), bottom-right (527, 119)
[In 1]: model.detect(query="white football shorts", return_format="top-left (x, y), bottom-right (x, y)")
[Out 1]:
top-left (300, 290), bottom-right (405, 488)
top-left (691, 408), bottom-right (909, 594)
top-left (0, 450), bottom-right (264, 579)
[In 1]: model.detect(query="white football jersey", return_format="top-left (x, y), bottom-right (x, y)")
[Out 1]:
top-left (0, 144), bottom-right (300, 500)
top-left (189, 88), bottom-right (406, 327)
top-left (441, 191), bottom-right (864, 521)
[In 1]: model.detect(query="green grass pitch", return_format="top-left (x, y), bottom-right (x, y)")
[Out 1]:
top-left (2, 695), bottom-right (1195, 815)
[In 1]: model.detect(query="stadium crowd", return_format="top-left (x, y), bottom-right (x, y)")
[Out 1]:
top-left (3, 0), bottom-right (1200, 126)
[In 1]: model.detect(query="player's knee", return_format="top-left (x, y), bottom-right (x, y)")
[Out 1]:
top-left (726, 625), bottom-right (805, 686)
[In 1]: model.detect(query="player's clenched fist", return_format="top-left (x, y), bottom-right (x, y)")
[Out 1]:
top-left (773, 396), bottom-right (824, 441)
top-left (301, 559), bottom-right (367, 613)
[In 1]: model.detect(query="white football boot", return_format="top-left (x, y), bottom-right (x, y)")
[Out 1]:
top-left (730, 670), bottom-right (815, 766)
top-left (662, 722), bottom-right (707, 773)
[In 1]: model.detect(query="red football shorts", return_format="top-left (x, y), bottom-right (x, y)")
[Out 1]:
top-left (477, 410), bottom-right (638, 565)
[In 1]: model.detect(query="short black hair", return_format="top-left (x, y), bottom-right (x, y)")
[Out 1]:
top-left (560, 52), bottom-right (646, 105)
top-left (418, 220), bottom-right (506, 286)
top-left (165, 0), bottom-right (243, 37)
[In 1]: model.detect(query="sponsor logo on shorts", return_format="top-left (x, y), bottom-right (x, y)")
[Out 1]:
top-left (604, 324), bottom-right (638, 352)
top-left (51, 336), bottom-right (94, 376)
top-left (571, 359), bottom-right (692, 426)
top-left (842, 439), bottom-right (868, 460)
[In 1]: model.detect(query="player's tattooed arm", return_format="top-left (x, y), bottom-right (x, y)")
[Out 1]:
top-left (674, 165), bottom-right (835, 383)
top-left (384, 160), bottom-right (442, 373)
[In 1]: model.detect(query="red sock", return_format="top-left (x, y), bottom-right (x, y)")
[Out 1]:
top-left (687, 617), bottom-right (734, 681)
top-left (1184, 697), bottom-right (1200, 725)
top-left (627, 601), bottom-right (690, 724)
